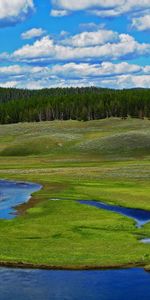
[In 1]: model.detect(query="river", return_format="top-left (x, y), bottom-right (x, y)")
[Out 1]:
top-left (0, 267), bottom-right (150, 300)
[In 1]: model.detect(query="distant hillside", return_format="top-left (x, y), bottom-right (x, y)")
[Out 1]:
top-left (0, 87), bottom-right (149, 124)
top-left (0, 118), bottom-right (150, 158)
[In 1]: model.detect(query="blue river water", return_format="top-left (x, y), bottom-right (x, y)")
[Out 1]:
top-left (78, 200), bottom-right (150, 228)
top-left (0, 180), bottom-right (41, 219)
top-left (0, 267), bottom-right (150, 300)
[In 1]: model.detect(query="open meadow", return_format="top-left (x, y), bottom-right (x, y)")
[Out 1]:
top-left (0, 118), bottom-right (150, 269)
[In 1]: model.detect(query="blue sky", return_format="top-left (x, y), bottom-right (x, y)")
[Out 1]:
top-left (0, 0), bottom-right (149, 89)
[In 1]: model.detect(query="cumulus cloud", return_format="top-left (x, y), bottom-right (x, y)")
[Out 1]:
top-left (11, 33), bottom-right (150, 64)
top-left (0, 61), bottom-right (149, 89)
top-left (0, 62), bottom-right (142, 79)
top-left (63, 30), bottom-right (118, 47)
top-left (1, 74), bottom-right (150, 90)
top-left (0, 65), bottom-right (23, 77)
top-left (51, 0), bottom-right (150, 17)
top-left (131, 14), bottom-right (150, 31)
top-left (21, 28), bottom-right (46, 39)
top-left (51, 62), bottom-right (142, 78)
top-left (0, 65), bottom-right (46, 79)
top-left (52, 0), bottom-right (119, 11)
top-left (0, 0), bottom-right (34, 26)
top-left (106, 74), bottom-right (150, 89)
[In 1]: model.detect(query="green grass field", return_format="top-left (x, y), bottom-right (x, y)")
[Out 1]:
top-left (0, 118), bottom-right (150, 269)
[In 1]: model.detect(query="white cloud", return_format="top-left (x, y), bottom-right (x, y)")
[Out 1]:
top-left (0, 0), bottom-right (34, 26)
top-left (11, 33), bottom-right (150, 63)
top-left (144, 65), bottom-right (150, 73)
top-left (0, 61), bottom-right (149, 89)
top-left (0, 81), bottom-right (18, 88)
top-left (21, 28), bottom-right (46, 40)
top-left (109, 74), bottom-right (150, 89)
top-left (0, 65), bottom-right (23, 76)
top-left (13, 36), bottom-right (56, 61)
top-left (0, 65), bottom-right (46, 78)
top-left (50, 9), bottom-right (69, 17)
top-left (52, 0), bottom-right (123, 11)
top-left (63, 30), bottom-right (118, 47)
top-left (1, 73), bottom-right (150, 90)
top-left (131, 14), bottom-right (150, 31)
top-left (52, 0), bottom-right (150, 17)
top-left (51, 62), bottom-right (142, 78)
top-left (130, 75), bottom-right (150, 87)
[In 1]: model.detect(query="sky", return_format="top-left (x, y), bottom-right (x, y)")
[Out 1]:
top-left (0, 0), bottom-right (149, 89)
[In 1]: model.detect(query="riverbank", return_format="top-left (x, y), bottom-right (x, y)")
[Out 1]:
top-left (0, 260), bottom-right (146, 271)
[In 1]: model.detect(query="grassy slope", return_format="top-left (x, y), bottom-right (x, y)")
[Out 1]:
top-left (0, 118), bottom-right (150, 268)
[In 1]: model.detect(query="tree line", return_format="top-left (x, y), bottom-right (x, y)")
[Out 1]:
top-left (0, 87), bottom-right (149, 124)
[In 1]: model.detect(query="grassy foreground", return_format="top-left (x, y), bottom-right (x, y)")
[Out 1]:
top-left (0, 118), bottom-right (150, 269)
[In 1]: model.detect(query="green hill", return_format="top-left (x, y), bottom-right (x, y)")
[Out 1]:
top-left (0, 118), bottom-right (150, 158)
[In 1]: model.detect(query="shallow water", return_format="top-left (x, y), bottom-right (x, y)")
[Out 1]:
top-left (79, 200), bottom-right (150, 228)
top-left (0, 180), bottom-right (41, 219)
top-left (141, 238), bottom-right (150, 244)
top-left (0, 267), bottom-right (150, 300)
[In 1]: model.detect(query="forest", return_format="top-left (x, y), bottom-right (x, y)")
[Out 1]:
top-left (0, 87), bottom-right (149, 124)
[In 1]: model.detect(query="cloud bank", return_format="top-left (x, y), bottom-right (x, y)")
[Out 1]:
top-left (51, 0), bottom-right (150, 17)
top-left (0, 0), bottom-right (35, 27)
